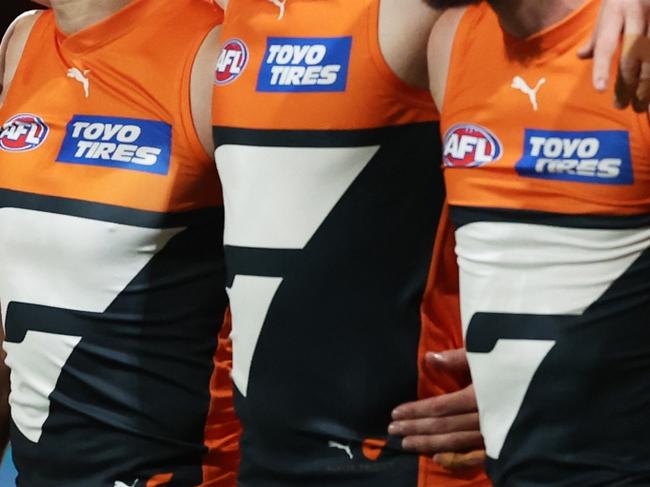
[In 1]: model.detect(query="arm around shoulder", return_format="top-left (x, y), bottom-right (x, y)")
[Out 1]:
top-left (427, 7), bottom-right (466, 112)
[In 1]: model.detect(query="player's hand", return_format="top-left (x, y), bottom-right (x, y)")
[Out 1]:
top-left (388, 349), bottom-right (485, 469)
top-left (578, 0), bottom-right (650, 111)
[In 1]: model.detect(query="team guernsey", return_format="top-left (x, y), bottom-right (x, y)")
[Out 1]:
top-left (442, 1), bottom-right (650, 485)
top-left (213, 1), bottom-right (487, 486)
top-left (0, 1), bottom-right (239, 486)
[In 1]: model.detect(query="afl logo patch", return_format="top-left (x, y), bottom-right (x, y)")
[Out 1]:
top-left (443, 124), bottom-right (502, 168)
top-left (215, 39), bottom-right (249, 85)
top-left (0, 113), bottom-right (49, 152)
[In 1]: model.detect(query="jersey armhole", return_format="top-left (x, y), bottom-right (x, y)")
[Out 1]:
top-left (180, 23), bottom-right (223, 169)
top-left (1, 10), bottom-right (44, 108)
top-left (365, 0), bottom-right (437, 112)
top-left (437, 8), bottom-right (470, 116)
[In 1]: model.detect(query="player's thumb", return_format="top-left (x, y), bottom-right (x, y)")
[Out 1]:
top-left (425, 349), bottom-right (469, 374)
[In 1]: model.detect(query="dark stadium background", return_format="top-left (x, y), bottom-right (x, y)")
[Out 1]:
top-left (1, 1), bottom-right (42, 32)
top-left (1, 3), bottom-right (44, 485)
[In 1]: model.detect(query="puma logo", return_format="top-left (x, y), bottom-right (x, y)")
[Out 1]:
top-left (267, 0), bottom-right (287, 19)
top-left (113, 480), bottom-right (138, 487)
top-left (511, 75), bottom-right (546, 111)
top-left (328, 440), bottom-right (354, 460)
top-left (67, 67), bottom-right (91, 98)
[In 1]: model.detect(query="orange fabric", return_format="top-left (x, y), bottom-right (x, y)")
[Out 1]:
top-left (361, 438), bottom-right (388, 461)
top-left (202, 311), bottom-right (241, 487)
top-left (442, 0), bottom-right (650, 216)
top-left (418, 205), bottom-right (489, 487)
top-left (146, 473), bottom-right (174, 487)
top-left (0, 0), bottom-right (223, 213)
top-left (214, 0), bottom-right (435, 131)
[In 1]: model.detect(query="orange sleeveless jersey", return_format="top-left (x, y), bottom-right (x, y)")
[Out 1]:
top-left (441, 1), bottom-right (650, 485)
top-left (212, 1), bottom-right (487, 486)
top-left (0, 1), bottom-right (239, 486)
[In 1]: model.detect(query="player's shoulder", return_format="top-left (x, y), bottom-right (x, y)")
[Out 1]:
top-left (428, 7), bottom-right (467, 111)
top-left (1, 10), bottom-right (45, 101)
top-left (190, 23), bottom-right (222, 157)
top-left (379, 0), bottom-right (441, 89)
top-left (2, 9), bottom-right (43, 54)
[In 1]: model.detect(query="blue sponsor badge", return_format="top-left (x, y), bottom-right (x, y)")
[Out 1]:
top-left (257, 37), bottom-right (352, 93)
top-left (515, 129), bottom-right (633, 185)
top-left (57, 115), bottom-right (172, 175)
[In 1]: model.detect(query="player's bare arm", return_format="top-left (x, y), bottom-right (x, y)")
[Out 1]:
top-left (386, 6), bottom-right (486, 470)
top-left (378, 0), bottom-right (441, 88)
top-left (0, 11), bottom-right (41, 106)
top-left (191, 24), bottom-right (222, 156)
top-left (427, 7), bottom-right (465, 112)
top-left (579, 0), bottom-right (650, 111)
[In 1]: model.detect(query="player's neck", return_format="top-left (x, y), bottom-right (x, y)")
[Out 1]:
top-left (489, 0), bottom-right (586, 38)
top-left (50, 0), bottom-right (132, 35)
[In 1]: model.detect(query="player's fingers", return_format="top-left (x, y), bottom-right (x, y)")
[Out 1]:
top-left (577, 33), bottom-right (596, 60)
top-left (633, 25), bottom-right (650, 111)
top-left (389, 412), bottom-right (479, 437)
top-left (616, 8), bottom-right (647, 108)
top-left (434, 450), bottom-right (487, 470)
top-left (401, 431), bottom-right (484, 455)
top-left (579, 0), bottom-right (607, 60)
top-left (591, 3), bottom-right (624, 91)
top-left (425, 348), bottom-right (469, 374)
top-left (392, 385), bottom-right (477, 420)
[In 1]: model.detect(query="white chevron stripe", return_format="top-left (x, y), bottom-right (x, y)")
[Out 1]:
top-left (216, 145), bottom-right (379, 249)
top-left (457, 222), bottom-right (650, 459)
top-left (227, 275), bottom-right (283, 396)
top-left (216, 144), bottom-right (378, 397)
top-left (0, 208), bottom-right (183, 442)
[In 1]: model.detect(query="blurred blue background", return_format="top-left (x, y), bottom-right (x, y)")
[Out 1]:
top-left (0, 449), bottom-right (16, 486)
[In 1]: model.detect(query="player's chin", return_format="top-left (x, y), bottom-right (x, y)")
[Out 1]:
top-left (421, 0), bottom-right (481, 9)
